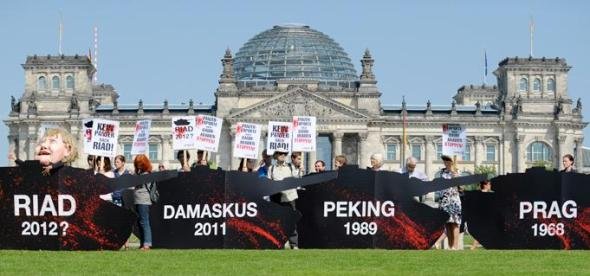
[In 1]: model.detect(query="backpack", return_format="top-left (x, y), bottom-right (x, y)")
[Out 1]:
top-left (145, 182), bottom-right (159, 203)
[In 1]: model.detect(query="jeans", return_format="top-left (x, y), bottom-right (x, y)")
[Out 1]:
top-left (136, 204), bottom-right (152, 247)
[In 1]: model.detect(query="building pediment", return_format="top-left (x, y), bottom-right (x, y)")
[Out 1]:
top-left (227, 88), bottom-right (370, 123)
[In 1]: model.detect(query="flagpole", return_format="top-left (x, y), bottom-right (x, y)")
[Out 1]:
top-left (58, 11), bottom-right (63, 55)
top-left (401, 96), bottom-right (407, 170)
top-left (529, 17), bottom-right (534, 57)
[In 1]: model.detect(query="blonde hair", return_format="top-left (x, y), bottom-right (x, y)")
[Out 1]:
top-left (43, 128), bottom-right (78, 164)
top-left (335, 155), bottom-right (347, 165)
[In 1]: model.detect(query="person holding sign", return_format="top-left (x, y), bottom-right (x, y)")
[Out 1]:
top-left (257, 149), bottom-right (273, 178)
top-left (176, 151), bottom-right (191, 172)
top-left (267, 150), bottom-right (300, 249)
top-left (438, 155), bottom-right (462, 250)
top-left (238, 158), bottom-right (256, 172)
top-left (191, 150), bottom-right (218, 169)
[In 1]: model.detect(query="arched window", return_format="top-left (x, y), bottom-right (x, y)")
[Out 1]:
top-left (526, 142), bottom-right (552, 162)
top-left (519, 78), bottom-right (528, 92)
top-left (533, 78), bottom-right (541, 92)
top-left (66, 75), bottom-right (75, 89)
top-left (547, 79), bottom-right (556, 92)
top-left (37, 76), bottom-right (47, 90)
top-left (52, 76), bottom-right (60, 90)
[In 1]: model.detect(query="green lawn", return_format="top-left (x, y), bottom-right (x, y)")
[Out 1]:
top-left (1, 249), bottom-right (589, 275)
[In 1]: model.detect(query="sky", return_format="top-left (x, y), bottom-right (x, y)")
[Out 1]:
top-left (1, 0), bottom-right (589, 166)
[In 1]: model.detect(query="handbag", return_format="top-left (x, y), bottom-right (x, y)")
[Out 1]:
top-left (145, 182), bottom-right (159, 203)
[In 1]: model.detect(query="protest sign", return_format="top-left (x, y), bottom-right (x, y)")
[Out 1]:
top-left (292, 116), bottom-right (316, 152)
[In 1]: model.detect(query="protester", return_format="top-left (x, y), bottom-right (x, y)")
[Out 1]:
top-left (113, 155), bottom-right (129, 176)
top-left (314, 160), bottom-right (326, 173)
top-left (238, 158), bottom-right (257, 172)
top-left (86, 155), bottom-right (97, 170)
top-left (334, 155), bottom-right (347, 170)
top-left (34, 128), bottom-right (78, 175)
top-left (257, 149), bottom-right (273, 178)
top-left (112, 155), bottom-right (130, 207)
top-left (177, 150), bottom-right (191, 172)
top-left (290, 152), bottom-right (304, 177)
top-left (369, 153), bottom-right (385, 171)
top-left (469, 179), bottom-right (493, 250)
top-left (561, 154), bottom-right (577, 173)
top-left (400, 156), bottom-right (431, 203)
top-left (133, 154), bottom-right (155, 250)
top-left (158, 163), bottom-right (166, 171)
top-left (267, 150), bottom-right (299, 249)
top-left (480, 179), bottom-right (492, 193)
top-left (438, 155), bottom-right (462, 250)
top-left (192, 150), bottom-right (218, 169)
top-left (94, 156), bottom-right (115, 178)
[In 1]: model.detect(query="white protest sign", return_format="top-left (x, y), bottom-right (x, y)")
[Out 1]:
top-left (195, 115), bottom-right (223, 152)
top-left (172, 116), bottom-right (197, 150)
top-left (267, 121), bottom-right (292, 155)
top-left (442, 123), bottom-right (466, 157)
top-left (87, 119), bottom-right (119, 158)
top-left (131, 120), bottom-right (151, 155)
top-left (82, 119), bottom-right (94, 155)
top-left (292, 116), bottom-right (316, 152)
top-left (233, 122), bottom-right (262, 159)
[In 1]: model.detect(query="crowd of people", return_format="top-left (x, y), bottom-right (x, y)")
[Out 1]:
top-left (7, 127), bottom-right (582, 251)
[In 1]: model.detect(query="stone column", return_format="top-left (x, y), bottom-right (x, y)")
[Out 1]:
top-left (575, 138), bottom-right (584, 169)
top-left (332, 131), bottom-right (343, 158)
top-left (425, 136), bottom-right (435, 179)
top-left (307, 133), bottom-right (318, 173)
top-left (162, 134), bottom-right (172, 167)
top-left (229, 127), bottom-right (237, 170)
top-left (474, 136), bottom-right (484, 167)
top-left (18, 135), bottom-right (27, 162)
top-left (27, 134), bottom-right (37, 160)
top-left (7, 135), bottom-right (16, 166)
top-left (499, 137), bottom-right (505, 175)
top-left (558, 135), bottom-right (567, 170)
top-left (358, 132), bottom-right (368, 168)
top-left (259, 129), bottom-right (267, 157)
top-left (515, 135), bottom-right (525, 172)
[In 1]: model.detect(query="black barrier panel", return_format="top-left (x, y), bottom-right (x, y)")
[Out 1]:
top-left (0, 162), bottom-right (132, 250)
top-left (149, 166), bottom-right (337, 249)
top-left (463, 167), bottom-right (590, 249)
top-left (297, 166), bottom-right (485, 249)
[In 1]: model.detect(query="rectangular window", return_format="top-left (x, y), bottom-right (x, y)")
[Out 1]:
top-left (411, 143), bottom-right (421, 161)
top-left (436, 143), bottom-right (442, 159)
top-left (463, 145), bottom-right (471, 161)
top-left (149, 143), bottom-right (158, 161)
top-left (486, 144), bottom-right (496, 162)
top-left (123, 144), bottom-right (132, 162)
top-left (386, 144), bottom-right (397, 161)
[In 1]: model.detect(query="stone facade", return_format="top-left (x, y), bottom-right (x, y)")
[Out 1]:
top-left (5, 40), bottom-right (587, 178)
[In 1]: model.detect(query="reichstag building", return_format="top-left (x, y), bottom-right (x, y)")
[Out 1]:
top-left (5, 24), bottom-right (587, 176)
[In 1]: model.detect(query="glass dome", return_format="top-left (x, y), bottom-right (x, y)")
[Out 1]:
top-left (234, 25), bottom-right (358, 81)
